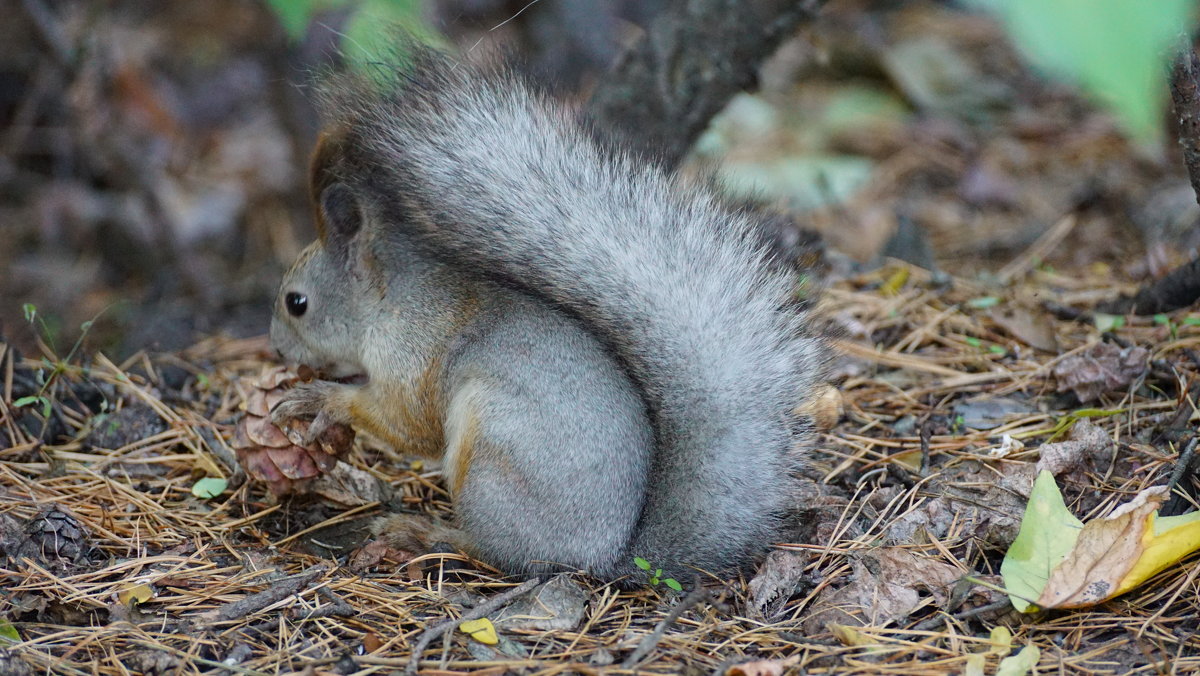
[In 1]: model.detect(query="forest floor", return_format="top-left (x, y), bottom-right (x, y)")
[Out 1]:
top-left (1, 255), bottom-right (1199, 675)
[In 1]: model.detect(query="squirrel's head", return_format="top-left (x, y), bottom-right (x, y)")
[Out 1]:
top-left (271, 129), bottom-right (378, 378)
top-left (271, 126), bottom-right (376, 377)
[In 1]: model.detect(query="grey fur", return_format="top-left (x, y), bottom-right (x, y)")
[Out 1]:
top-left (273, 49), bottom-right (825, 581)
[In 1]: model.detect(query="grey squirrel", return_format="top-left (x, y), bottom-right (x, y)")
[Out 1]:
top-left (268, 48), bottom-right (827, 582)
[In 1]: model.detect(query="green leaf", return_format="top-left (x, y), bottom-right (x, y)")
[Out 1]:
top-left (191, 477), bottom-right (228, 500)
top-left (649, 576), bottom-right (660, 585)
top-left (967, 296), bottom-right (1001, 309)
top-left (1183, 316), bottom-right (1200, 327)
top-left (1094, 313), bottom-right (1125, 332)
top-left (995, 0), bottom-right (1193, 143)
top-left (13, 396), bottom-right (41, 408)
top-left (1153, 313), bottom-right (1171, 325)
top-left (995, 645), bottom-right (1041, 676)
top-left (1001, 471), bottom-right (1083, 612)
top-left (965, 336), bottom-right (982, 348)
top-left (0, 617), bottom-right (19, 644)
top-left (664, 578), bottom-right (683, 592)
top-left (988, 345), bottom-right (1007, 356)
top-left (633, 557), bottom-right (651, 570)
top-left (22, 303), bottom-right (36, 323)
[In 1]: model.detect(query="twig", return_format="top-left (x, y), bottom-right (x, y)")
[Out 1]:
top-left (621, 583), bottom-right (710, 668)
top-left (995, 214), bottom-right (1076, 284)
top-left (292, 586), bottom-right (354, 620)
top-left (910, 598), bottom-right (1013, 633)
top-left (405, 577), bottom-right (542, 676)
top-left (1163, 436), bottom-right (1200, 517)
top-left (206, 564), bottom-right (327, 623)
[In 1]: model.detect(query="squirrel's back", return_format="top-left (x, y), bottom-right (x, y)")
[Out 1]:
top-left (320, 49), bottom-right (826, 578)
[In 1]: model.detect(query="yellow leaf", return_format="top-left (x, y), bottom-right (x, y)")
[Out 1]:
top-left (829, 623), bottom-right (875, 647)
top-left (1034, 487), bottom-right (1163, 608)
top-left (1114, 508), bottom-right (1200, 596)
top-left (1004, 472), bottom-right (1200, 611)
top-left (880, 266), bottom-right (909, 296)
top-left (118, 583), bottom-right (154, 606)
top-left (458, 617), bottom-right (498, 645)
top-left (892, 449), bottom-right (923, 472)
top-left (962, 653), bottom-right (986, 676)
top-left (987, 625), bottom-right (1013, 656)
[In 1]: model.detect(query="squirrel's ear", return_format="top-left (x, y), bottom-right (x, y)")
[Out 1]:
top-left (319, 182), bottom-right (363, 256)
top-left (309, 129), bottom-right (347, 243)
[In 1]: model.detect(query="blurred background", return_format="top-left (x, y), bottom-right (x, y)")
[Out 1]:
top-left (1, 0), bottom-right (1197, 358)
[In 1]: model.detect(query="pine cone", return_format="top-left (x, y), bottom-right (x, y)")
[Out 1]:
top-left (232, 367), bottom-right (355, 495)
top-left (24, 504), bottom-right (89, 565)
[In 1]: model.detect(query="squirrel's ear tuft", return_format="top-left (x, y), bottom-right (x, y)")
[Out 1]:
top-left (309, 129), bottom-right (347, 243)
top-left (319, 182), bottom-right (362, 255)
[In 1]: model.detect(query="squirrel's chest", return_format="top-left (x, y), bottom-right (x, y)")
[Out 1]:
top-left (348, 366), bottom-right (446, 459)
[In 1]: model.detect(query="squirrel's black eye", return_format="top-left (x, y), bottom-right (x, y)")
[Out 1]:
top-left (285, 292), bottom-right (308, 317)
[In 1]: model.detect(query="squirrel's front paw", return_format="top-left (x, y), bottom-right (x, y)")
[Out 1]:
top-left (270, 381), bottom-right (354, 446)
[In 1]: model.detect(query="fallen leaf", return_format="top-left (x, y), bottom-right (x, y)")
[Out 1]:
top-left (118, 583), bottom-right (154, 606)
top-left (987, 625), bottom-right (1013, 656)
top-left (191, 477), bottom-right (227, 499)
top-left (311, 462), bottom-right (389, 507)
top-left (725, 655), bottom-right (801, 676)
top-left (990, 306), bottom-right (1058, 352)
top-left (362, 632), bottom-right (382, 653)
top-left (1034, 418), bottom-right (1114, 476)
top-left (829, 623), bottom-right (874, 647)
top-left (1001, 471), bottom-right (1084, 612)
top-left (0, 618), bottom-right (19, 644)
top-left (459, 618), bottom-right (498, 645)
top-left (1003, 471), bottom-right (1200, 611)
top-left (748, 550), bottom-right (810, 621)
top-left (348, 540), bottom-right (417, 574)
top-left (493, 574), bottom-right (587, 632)
top-left (995, 645), bottom-right (1040, 676)
top-left (953, 397), bottom-right (1039, 430)
top-left (1053, 342), bottom-right (1148, 402)
top-left (802, 547), bottom-right (962, 633)
top-left (963, 653), bottom-right (986, 676)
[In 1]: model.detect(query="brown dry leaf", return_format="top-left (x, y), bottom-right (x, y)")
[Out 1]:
top-left (348, 540), bottom-right (419, 574)
top-left (494, 574), bottom-right (587, 632)
top-left (361, 632), bottom-right (383, 653)
top-left (231, 366), bottom-right (355, 495)
top-left (311, 462), bottom-right (389, 507)
top-left (1034, 487), bottom-right (1165, 609)
top-left (748, 550), bottom-right (811, 621)
top-left (990, 306), bottom-right (1058, 352)
top-left (726, 655), bottom-right (800, 676)
top-left (1053, 342), bottom-right (1148, 402)
top-left (1034, 418), bottom-right (1114, 476)
top-left (802, 547), bottom-right (962, 633)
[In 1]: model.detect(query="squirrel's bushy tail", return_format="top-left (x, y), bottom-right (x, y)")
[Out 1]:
top-left (321, 49), bottom-right (825, 578)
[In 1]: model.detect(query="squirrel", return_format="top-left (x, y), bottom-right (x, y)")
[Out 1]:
top-left (268, 47), bottom-right (827, 583)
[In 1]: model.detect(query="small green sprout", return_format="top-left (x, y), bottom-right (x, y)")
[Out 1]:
top-left (633, 557), bottom-right (683, 591)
